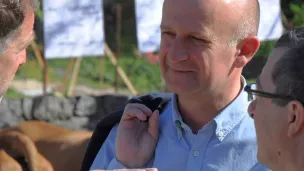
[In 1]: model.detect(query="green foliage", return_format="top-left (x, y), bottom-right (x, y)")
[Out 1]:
top-left (255, 41), bottom-right (276, 58)
top-left (290, 2), bottom-right (304, 27)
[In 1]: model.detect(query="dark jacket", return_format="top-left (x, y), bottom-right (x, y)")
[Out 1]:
top-left (80, 93), bottom-right (172, 171)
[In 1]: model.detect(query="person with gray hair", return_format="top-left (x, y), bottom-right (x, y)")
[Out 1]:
top-left (0, 0), bottom-right (38, 102)
top-left (0, 0), bottom-right (40, 170)
top-left (246, 27), bottom-right (304, 171)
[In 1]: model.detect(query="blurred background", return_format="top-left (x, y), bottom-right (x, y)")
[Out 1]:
top-left (0, 1), bottom-right (302, 170)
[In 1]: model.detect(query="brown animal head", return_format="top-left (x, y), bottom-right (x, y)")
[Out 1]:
top-left (0, 131), bottom-right (54, 171)
top-left (0, 149), bottom-right (22, 171)
top-left (0, 121), bottom-right (93, 171)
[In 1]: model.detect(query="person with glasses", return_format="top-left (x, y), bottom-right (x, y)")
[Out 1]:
top-left (245, 27), bottom-right (304, 171)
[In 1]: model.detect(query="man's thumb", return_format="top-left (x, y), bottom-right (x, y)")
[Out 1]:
top-left (148, 110), bottom-right (159, 140)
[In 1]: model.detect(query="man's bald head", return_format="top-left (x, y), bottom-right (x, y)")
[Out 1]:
top-left (231, 0), bottom-right (260, 45)
top-left (161, 0), bottom-right (260, 47)
top-left (159, 0), bottom-right (261, 96)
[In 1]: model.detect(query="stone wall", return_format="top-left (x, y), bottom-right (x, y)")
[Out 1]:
top-left (0, 94), bottom-right (130, 131)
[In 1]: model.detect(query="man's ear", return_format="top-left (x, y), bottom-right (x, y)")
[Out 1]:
top-left (234, 36), bottom-right (260, 68)
top-left (287, 101), bottom-right (304, 138)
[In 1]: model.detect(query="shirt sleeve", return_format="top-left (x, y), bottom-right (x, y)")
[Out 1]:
top-left (89, 124), bottom-right (128, 170)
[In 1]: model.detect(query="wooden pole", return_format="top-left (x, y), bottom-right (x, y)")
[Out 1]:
top-left (104, 44), bottom-right (138, 95)
top-left (30, 41), bottom-right (44, 69)
top-left (60, 58), bottom-right (75, 94)
top-left (30, 40), bottom-right (48, 96)
top-left (67, 57), bottom-right (82, 97)
top-left (38, 2), bottom-right (48, 96)
top-left (42, 59), bottom-right (48, 96)
top-left (281, 10), bottom-right (294, 30)
top-left (114, 3), bottom-right (122, 93)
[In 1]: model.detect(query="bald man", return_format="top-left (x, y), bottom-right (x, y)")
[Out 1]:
top-left (89, 0), bottom-right (270, 170)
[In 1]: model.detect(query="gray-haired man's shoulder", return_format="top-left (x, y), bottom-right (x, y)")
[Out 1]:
top-left (249, 162), bottom-right (271, 171)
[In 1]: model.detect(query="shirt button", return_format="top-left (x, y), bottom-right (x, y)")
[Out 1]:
top-left (193, 151), bottom-right (199, 157)
top-left (218, 130), bottom-right (224, 137)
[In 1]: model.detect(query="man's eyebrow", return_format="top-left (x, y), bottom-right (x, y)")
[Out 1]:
top-left (256, 76), bottom-right (263, 90)
top-left (160, 24), bottom-right (214, 41)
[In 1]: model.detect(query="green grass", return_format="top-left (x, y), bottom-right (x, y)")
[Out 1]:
top-left (16, 51), bottom-right (164, 96)
top-left (5, 88), bottom-right (25, 99)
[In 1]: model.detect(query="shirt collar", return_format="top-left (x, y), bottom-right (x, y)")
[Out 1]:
top-left (171, 76), bottom-right (250, 141)
top-left (171, 93), bottom-right (188, 140)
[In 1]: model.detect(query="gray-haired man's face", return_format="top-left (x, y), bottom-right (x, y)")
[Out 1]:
top-left (0, 1), bottom-right (35, 102)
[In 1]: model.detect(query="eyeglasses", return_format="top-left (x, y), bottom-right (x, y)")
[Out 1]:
top-left (244, 83), bottom-right (296, 102)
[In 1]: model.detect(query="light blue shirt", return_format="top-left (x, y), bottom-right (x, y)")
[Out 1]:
top-left (90, 78), bottom-right (271, 171)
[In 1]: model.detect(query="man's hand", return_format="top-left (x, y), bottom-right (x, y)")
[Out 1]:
top-left (116, 103), bottom-right (160, 168)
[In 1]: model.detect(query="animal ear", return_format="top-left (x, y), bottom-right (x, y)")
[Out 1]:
top-left (0, 131), bottom-right (41, 171)
top-left (0, 149), bottom-right (23, 170)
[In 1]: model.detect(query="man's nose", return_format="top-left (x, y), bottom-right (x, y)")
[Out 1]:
top-left (167, 37), bottom-right (189, 63)
top-left (248, 100), bottom-right (257, 118)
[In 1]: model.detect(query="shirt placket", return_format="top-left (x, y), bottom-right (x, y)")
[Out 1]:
top-left (185, 130), bottom-right (214, 171)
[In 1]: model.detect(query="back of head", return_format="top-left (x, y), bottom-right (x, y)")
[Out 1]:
top-left (271, 27), bottom-right (304, 106)
top-left (0, 0), bottom-right (39, 53)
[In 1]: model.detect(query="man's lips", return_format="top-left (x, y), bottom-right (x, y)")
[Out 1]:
top-left (167, 65), bottom-right (194, 72)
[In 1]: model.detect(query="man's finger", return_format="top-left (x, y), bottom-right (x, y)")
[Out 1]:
top-left (125, 103), bottom-right (153, 116)
top-left (122, 108), bottom-right (153, 121)
top-left (122, 104), bottom-right (153, 121)
top-left (148, 110), bottom-right (159, 140)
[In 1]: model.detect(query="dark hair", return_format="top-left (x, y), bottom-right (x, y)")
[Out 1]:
top-left (0, 0), bottom-right (39, 52)
top-left (271, 27), bottom-right (304, 106)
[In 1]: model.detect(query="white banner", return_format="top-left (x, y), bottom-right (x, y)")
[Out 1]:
top-left (258, 0), bottom-right (283, 41)
top-left (43, 0), bottom-right (105, 59)
top-left (135, 0), bottom-right (164, 53)
top-left (135, 0), bottom-right (283, 53)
